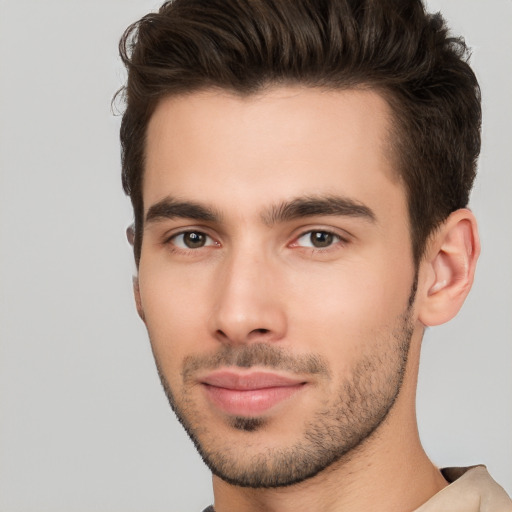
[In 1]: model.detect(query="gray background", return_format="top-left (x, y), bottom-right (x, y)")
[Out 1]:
top-left (0, 1), bottom-right (510, 510)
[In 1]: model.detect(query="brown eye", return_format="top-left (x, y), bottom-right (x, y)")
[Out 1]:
top-left (296, 230), bottom-right (339, 249)
top-left (310, 231), bottom-right (334, 248)
top-left (183, 232), bottom-right (206, 248)
top-left (171, 231), bottom-right (215, 249)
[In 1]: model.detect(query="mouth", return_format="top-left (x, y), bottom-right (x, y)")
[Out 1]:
top-left (200, 370), bottom-right (307, 416)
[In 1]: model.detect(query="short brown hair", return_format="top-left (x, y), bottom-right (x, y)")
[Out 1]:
top-left (118, 0), bottom-right (481, 266)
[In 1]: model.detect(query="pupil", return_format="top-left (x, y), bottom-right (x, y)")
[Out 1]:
top-left (185, 232), bottom-right (205, 248)
top-left (311, 231), bottom-right (333, 248)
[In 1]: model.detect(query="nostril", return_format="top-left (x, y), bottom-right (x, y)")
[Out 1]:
top-left (215, 327), bottom-right (271, 344)
top-left (251, 328), bottom-right (270, 335)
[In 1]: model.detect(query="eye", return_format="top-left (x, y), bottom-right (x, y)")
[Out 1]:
top-left (170, 231), bottom-right (217, 249)
top-left (295, 230), bottom-right (342, 249)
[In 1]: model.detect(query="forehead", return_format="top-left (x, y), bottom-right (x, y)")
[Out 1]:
top-left (143, 86), bottom-right (403, 220)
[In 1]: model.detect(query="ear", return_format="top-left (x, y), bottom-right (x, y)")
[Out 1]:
top-left (133, 276), bottom-right (146, 323)
top-left (126, 224), bottom-right (135, 246)
top-left (417, 209), bottom-right (480, 327)
top-left (128, 225), bottom-right (145, 321)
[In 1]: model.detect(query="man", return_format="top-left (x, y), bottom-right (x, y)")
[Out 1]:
top-left (117, 0), bottom-right (511, 510)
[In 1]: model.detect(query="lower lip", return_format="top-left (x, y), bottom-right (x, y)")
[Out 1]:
top-left (203, 384), bottom-right (305, 416)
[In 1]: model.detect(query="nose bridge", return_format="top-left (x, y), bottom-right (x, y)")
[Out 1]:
top-left (210, 242), bottom-right (286, 344)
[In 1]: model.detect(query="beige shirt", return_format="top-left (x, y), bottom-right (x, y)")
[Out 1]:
top-left (414, 466), bottom-right (512, 512)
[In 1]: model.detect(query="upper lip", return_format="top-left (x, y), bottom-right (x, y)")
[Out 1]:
top-left (200, 370), bottom-right (306, 390)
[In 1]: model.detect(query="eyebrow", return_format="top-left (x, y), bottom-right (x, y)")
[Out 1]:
top-left (145, 197), bottom-right (221, 224)
top-left (261, 195), bottom-right (376, 226)
top-left (144, 194), bottom-right (376, 226)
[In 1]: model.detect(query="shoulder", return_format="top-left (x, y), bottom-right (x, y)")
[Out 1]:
top-left (415, 466), bottom-right (512, 512)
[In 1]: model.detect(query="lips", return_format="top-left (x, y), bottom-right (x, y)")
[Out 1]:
top-left (200, 371), bottom-right (306, 416)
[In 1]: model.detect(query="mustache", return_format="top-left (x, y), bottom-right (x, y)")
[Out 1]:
top-left (181, 343), bottom-right (330, 382)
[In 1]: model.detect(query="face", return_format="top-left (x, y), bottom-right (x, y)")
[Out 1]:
top-left (137, 87), bottom-right (419, 487)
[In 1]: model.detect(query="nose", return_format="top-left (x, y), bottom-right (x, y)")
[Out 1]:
top-left (209, 248), bottom-right (287, 346)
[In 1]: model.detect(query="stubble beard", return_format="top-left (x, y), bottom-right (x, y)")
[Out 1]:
top-left (152, 281), bottom-right (416, 489)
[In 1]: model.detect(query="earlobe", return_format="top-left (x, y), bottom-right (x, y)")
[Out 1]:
top-left (418, 209), bottom-right (480, 327)
top-left (133, 276), bottom-right (146, 322)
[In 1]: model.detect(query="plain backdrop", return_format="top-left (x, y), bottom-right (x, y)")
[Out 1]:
top-left (0, 1), bottom-right (510, 510)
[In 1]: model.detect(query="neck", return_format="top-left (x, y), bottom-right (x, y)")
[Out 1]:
top-left (211, 340), bottom-right (448, 512)
top-left (212, 434), bottom-right (446, 512)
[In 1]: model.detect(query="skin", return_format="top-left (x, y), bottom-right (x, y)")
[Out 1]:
top-left (134, 86), bottom-right (479, 512)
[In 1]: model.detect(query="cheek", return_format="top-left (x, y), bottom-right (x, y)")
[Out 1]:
top-left (285, 257), bottom-right (413, 356)
top-left (137, 260), bottom-right (214, 369)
